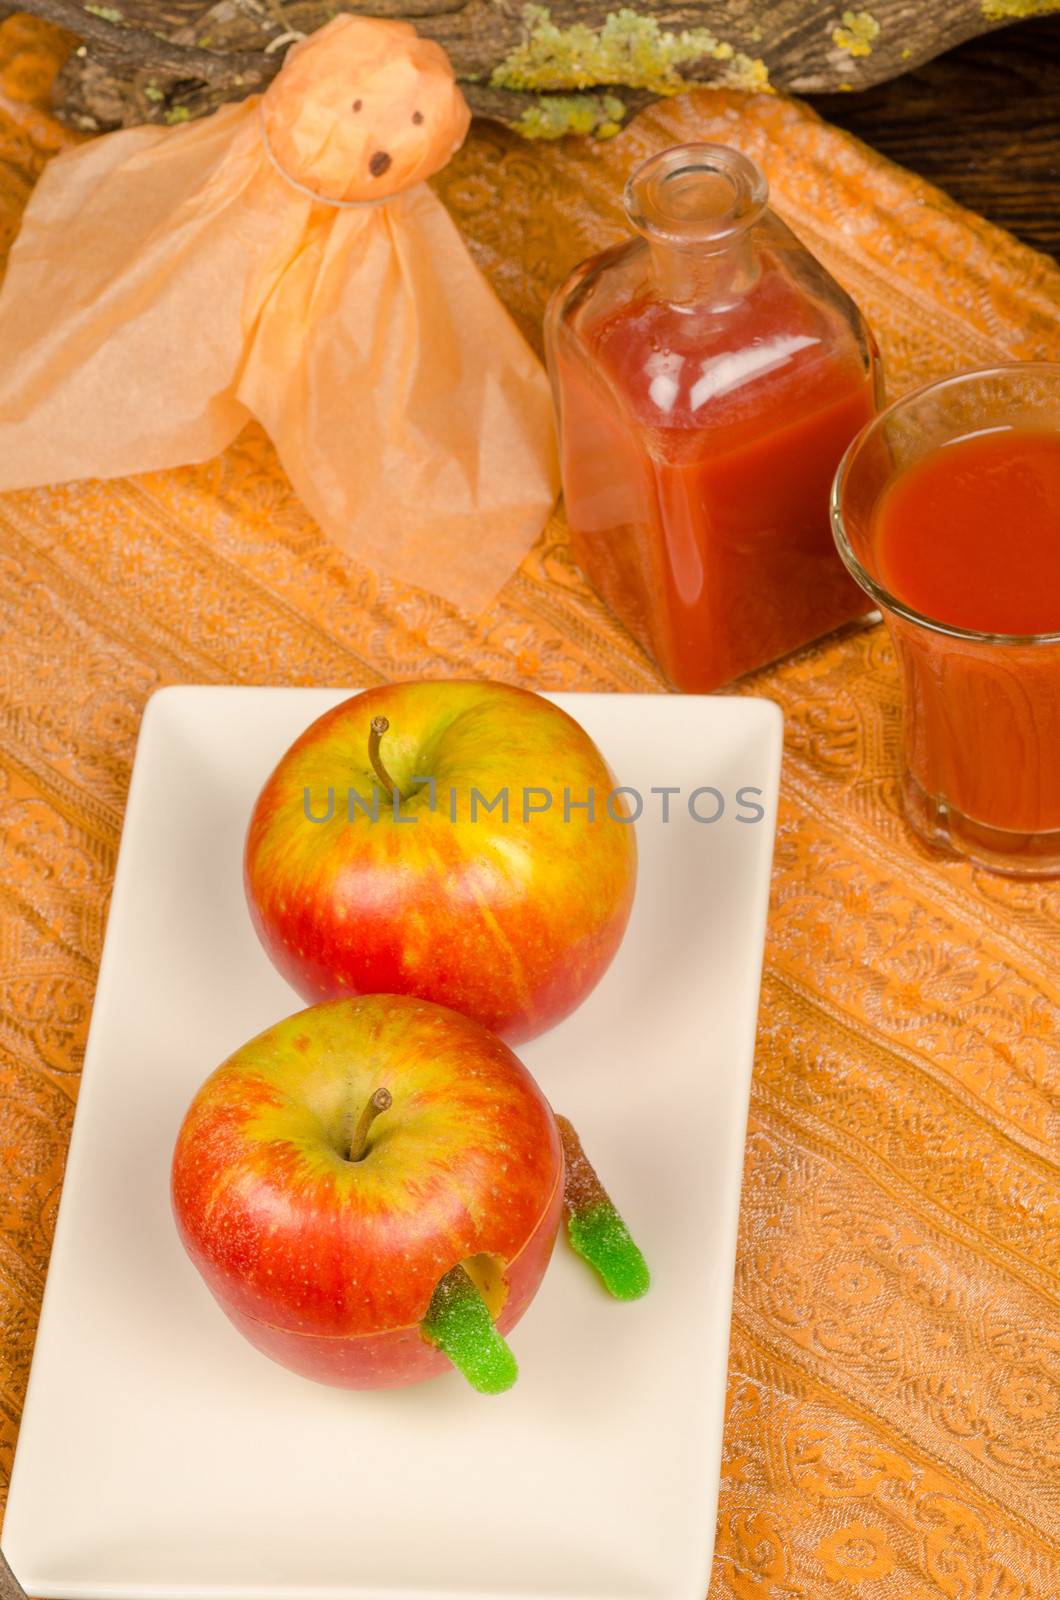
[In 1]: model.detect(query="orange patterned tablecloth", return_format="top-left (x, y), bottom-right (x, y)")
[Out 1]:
top-left (1, 16), bottom-right (1059, 1598)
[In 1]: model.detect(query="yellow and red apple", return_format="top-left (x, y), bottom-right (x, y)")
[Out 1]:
top-left (243, 681), bottom-right (637, 1042)
top-left (171, 996), bottom-right (564, 1391)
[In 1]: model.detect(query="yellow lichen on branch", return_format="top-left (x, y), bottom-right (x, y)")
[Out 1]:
top-left (516, 91), bottom-right (628, 137)
top-left (832, 9), bottom-right (881, 56)
top-left (980, 0), bottom-right (1059, 15)
top-left (492, 5), bottom-right (770, 101)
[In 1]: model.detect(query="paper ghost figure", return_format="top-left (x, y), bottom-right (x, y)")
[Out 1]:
top-left (0, 17), bottom-right (558, 611)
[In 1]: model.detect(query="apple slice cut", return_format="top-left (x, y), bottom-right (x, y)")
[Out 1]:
top-left (556, 1116), bottom-right (650, 1301)
top-left (421, 1263), bottom-right (519, 1395)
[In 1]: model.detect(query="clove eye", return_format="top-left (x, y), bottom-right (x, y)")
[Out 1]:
top-left (411, 110), bottom-right (424, 125)
top-left (352, 98), bottom-right (362, 112)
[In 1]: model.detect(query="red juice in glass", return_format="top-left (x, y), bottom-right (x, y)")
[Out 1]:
top-left (832, 365), bottom-right (1060, 876)
top-left (546, 144), bottom-right (881, 692)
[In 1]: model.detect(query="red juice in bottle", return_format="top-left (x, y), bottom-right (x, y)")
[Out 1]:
top-left (546, 145), bottom-right (881, 691)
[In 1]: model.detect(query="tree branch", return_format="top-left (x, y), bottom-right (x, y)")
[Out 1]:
top-left (19, 0), bottom-right (274, 83)
top-left (1, 0), bottom-right (1035, 136)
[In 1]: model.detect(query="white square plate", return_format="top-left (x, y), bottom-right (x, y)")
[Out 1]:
top-left (5, 686), bottom-right (781, 1600)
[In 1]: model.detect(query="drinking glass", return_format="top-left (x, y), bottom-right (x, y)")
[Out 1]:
top-left (831, 363), bottom-right (1060, 877)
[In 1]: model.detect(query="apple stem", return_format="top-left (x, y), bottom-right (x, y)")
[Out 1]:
top-left (347, 1086), bottom-right (392, 1162)
top-left (368, 716), bottom-right (401, 801)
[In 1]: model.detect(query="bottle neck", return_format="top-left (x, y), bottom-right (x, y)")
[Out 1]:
top-left (625, 142), bottom-right (767, 311)
top-left (647, 231), bottom-right (757, 310)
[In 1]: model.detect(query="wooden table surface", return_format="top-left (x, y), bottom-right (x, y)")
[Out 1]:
top-left (809, 14), bottom-right (1060, 264)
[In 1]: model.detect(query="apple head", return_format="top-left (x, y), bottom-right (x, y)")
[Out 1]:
top-left (244, 681), bottom-right (637, 1042)
top-left (171, 995), bottom-right (564, 1391)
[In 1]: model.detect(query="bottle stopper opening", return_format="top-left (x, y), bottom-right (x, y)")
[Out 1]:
top-left (625, 143), bottom-right (767, 246)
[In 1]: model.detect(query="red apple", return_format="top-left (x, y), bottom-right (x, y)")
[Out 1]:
top-left (171, 995), bottom-right (564, 1390)
top-left (244, 681), bottom-right (637, 1042)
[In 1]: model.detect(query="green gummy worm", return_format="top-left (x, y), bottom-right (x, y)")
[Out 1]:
top-left (421, 1263), bottom-right (518, 1395)
top-left (567, 1200), bottom-right (651, 1301)
top-left (557, 1115), bottom-right (650, 1301)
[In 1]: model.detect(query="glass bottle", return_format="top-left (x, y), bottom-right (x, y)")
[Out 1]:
top-left (544, 143), bottom-right (882, 692)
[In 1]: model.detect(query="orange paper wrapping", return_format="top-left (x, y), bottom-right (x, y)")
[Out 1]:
top-left (0, 17), bottom-right (558, 611)
top-left (1, 16), bottom-right (1059, 1600)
